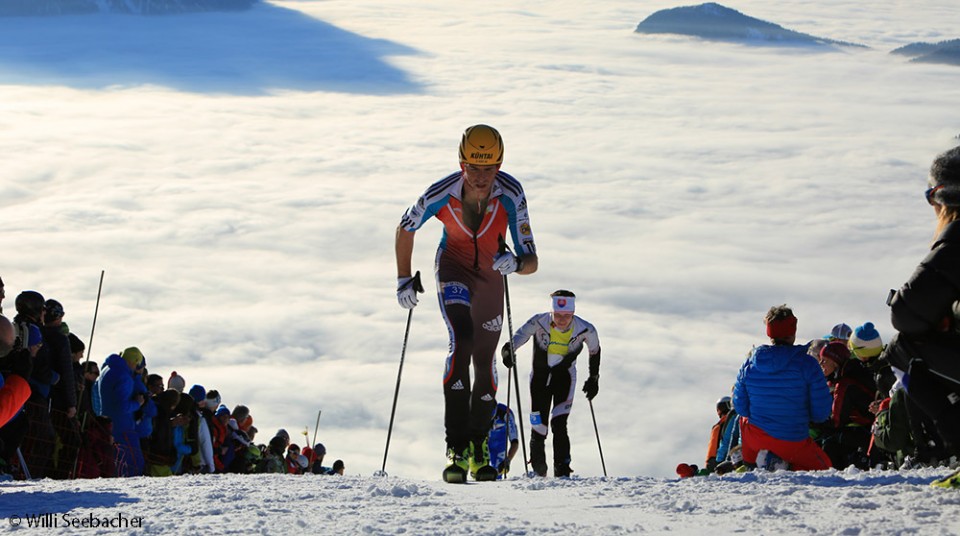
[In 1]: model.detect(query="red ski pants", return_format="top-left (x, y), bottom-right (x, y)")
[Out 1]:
top-left (740, 419), bottom-right (832, 471)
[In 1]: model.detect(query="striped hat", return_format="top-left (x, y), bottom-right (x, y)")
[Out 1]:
top-left (849, 322), bottom-right (883, 360)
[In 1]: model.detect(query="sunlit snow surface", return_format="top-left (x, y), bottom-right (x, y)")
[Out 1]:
top-left (3, 468), bottom-right (960, 534)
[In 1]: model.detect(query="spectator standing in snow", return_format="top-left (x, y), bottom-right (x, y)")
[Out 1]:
top-left (43, 299), bottom-right (80, 478)
top-left (95, 347), bottom-right (148, 476)
top-left (0, 315), bottom-right (32, 430)
top-left (16, 291), bottom-right (60, 479)
top-left (503, 290), bottom-right (601, 477)
top-left (188, 384), bottom-right (215, 474)
top-left (882, 145), bottom-right (960, 464)
top-left (395, 124), bottom-right (539, 480)
top-left (167, 371), bottom-right (186, 393)
top-left (733, 305), bottom-right (833, 471)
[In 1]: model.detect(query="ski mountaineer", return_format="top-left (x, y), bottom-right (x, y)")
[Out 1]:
top-left (395, 124), bottom-right (539, 483)
top-left (501, 290), bottom-right (601, 477)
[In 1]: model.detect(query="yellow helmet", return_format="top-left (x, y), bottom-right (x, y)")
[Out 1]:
top-left (459, 124), bottom-right (503, 165)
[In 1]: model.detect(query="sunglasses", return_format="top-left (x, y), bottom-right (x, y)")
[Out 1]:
top-left (926, 184), bottom-right (944, 205)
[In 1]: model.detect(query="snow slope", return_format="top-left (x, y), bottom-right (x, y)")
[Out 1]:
top-left (3, 468), bottom-right (960, 535)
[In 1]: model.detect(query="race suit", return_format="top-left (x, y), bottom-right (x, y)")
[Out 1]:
top-left (510, 312), bottom-right (600, 473)
top-left (400, 170), bottom-right (536, 449)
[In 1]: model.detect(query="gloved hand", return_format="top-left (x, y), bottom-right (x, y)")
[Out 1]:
top-left (500, 343), bottom-right (515, 368)
top-left (492, 252), bottom-right (520, 275)
top-left (396, 272), bottom-right (424, 309)
top-left (497, 460), bottom-right (510, 475)
top-left (582, 376), bottom-right (599, 400)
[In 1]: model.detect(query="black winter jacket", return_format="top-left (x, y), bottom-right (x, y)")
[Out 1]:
top-left (884, 220), bottom-right (960, 378)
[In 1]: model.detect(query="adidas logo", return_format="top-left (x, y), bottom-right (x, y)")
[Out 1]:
top-left (482, 315), bottom-right (503, 332)
top-left (480, 394), bottom-right (494, 402)
top-left (451, 380), bottom-right (465, 390)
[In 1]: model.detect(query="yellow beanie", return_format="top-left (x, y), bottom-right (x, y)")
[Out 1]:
top-left (121, 346), bottom-right (144, 368)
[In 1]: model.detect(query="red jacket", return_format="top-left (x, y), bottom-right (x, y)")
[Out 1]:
top-left (0, 374), bottom-right (31, 428)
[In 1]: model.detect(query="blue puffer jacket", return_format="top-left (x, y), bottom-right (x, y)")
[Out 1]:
top-left (95, 353), bottom-right (140, 437)
top-left (733, 343), bottom-right (832, 442)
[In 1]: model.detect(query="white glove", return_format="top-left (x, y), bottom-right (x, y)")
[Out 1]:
top-left (492, 252), bottom-right (520, 275)
top-left (397, 276), bottom-right (419, 309)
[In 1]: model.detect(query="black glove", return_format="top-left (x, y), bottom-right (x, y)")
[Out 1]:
top-left (501, 343), bottom-right (515, 368)
top-left (497, 460), bottom-right (510, 475)
top-left (582, 376), bottom-right (599, 400)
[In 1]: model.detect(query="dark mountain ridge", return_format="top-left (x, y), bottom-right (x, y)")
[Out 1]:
top-left (635, 3), bottom-right (865, 48)
top-left (891, 39), bottom-right (960, 66)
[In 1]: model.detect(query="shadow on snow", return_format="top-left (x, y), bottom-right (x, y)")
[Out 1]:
top-left (0, 488), bottom-right (138, 517)
top-left (0, 3), bottom-right (422, 95)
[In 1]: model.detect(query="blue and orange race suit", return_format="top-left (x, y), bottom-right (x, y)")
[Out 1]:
top-left (400, 170), bottom-right (536, 448)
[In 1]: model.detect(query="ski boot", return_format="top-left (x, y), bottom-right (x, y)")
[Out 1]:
top-left (714, 461), bottom-right (736, 475)
top-left (554, 462), bottom-right (573, 478)
top-left (469, 438), bottom-right (498, 482)
top-left (530, 433), bottom-right (548, 477)
top-left (442, 445), bottom-right (469, 484)
top-left (756, 450), bottom-right (790, 471)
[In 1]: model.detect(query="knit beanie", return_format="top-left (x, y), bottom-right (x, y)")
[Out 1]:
top-left (820, 341), bottom-right (850, 366)
top-left (928, 145), bottom-right (960, 207)
top-left (168, 371), bottom-right (186, 392)
top-left (68, 333), bottom-right (85, 353)
top-left (849, 322), bottom-right (883, 360)
top-left (189, 384), bottom-right (206, 404)
top-left (121, 347), bottom-right (144, 368)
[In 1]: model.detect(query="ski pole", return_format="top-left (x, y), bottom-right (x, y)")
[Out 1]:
top-left (84, 270), bottom-right (105, 367)
top-left (589, 399), bottom-right (607, 477)
top-left (501, 363), bottom-right (512, 479)
top-left (72, 269), bottom-right (105, 479)
top-left (311, 409), bottom-right (322, 451)
top-left (16, 447), bottom-right (32, 480)
top-left (378, 271), bottom-right (423, 476)
top-left (498, 235), bottom-right (529, 475)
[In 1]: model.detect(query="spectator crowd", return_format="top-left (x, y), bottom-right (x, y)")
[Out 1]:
top-left (0, 279), bottom-right (344, 480)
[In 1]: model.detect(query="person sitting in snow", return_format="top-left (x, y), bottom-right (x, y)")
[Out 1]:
top-left (325, 459), bottom-right (345, 475)
top-left (256, 435), bottom-right (286, 474)
top-left (814, 341), bottom-right (876, 469)
top-left (733, 305), bottom-right (833, 471)
top-left (708, 395), bottom-right (741, 473)
top-left (284, 443), bottom-right (309, 474)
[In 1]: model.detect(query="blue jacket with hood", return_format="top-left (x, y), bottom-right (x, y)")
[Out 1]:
top-left (733, 343), bottom-right (832, 442)
top-left (95, 353), bottom-right (141, 437)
